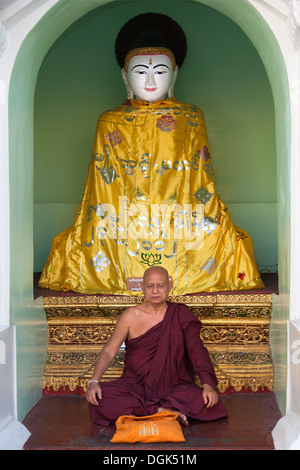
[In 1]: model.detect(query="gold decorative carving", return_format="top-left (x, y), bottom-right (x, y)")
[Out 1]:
top-left (43, 292), bottom-right (272, 308)
top-left (49, 325), bottom-right (115, 344)
top-left (47, 321), bottom-right (270, 346)
top-left (200, 324), bottom-right (269, 344)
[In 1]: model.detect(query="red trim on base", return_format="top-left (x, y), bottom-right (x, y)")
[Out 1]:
top-left (218, 386), bottom-right (272, 395)
top-left (43, 385), bottom-right (272, 397)
top-left (43, 386), bottom-right (80, 396)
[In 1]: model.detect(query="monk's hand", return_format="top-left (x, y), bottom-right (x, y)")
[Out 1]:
top-left (202, 384), bottom-right (219, 408)
top-left (86, 381), bottom-right (102, 406)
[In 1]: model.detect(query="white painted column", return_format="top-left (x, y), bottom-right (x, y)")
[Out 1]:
top-left (0, 12), bottom-right (30, 450)
top-left (273, 321), bottom-right (300, 449)
top-left (0, 327), bottom-right (31, 450)
top-left (250, 0), bottom-right (300, 450)
top-left (0, 0), bottom-right (58, 450)
top-left (275, 10), bottom-right (300, 451)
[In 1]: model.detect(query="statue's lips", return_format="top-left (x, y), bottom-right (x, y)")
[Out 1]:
top-left (145, 88), bottom-right (157, 92)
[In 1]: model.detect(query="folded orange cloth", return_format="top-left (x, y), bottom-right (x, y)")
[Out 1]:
top-left (110, 410), bottom-right (185, 443)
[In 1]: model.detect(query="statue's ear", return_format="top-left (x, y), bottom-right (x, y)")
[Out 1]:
top-left (168, 66), bottom-right (178, 98)
top-left (121, 68), bottom-right (134, 99)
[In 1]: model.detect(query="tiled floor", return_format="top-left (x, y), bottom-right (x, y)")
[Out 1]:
top-left (23, 392), bottom-right (281, 450)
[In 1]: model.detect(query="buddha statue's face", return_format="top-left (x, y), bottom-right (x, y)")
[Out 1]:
top-left (124, 54), bottom-right (177, 102)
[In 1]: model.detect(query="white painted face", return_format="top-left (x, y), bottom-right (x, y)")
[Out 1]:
top-left (124, 54), bottom-right (177, 102)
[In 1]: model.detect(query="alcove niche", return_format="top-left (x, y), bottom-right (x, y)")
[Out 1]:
top-left (9, 0), bottom-right (287, 423)
top-left (33, 1), bottom-right (277, 275)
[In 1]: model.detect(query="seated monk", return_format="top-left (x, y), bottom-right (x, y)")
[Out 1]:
top-left (86, 266), bottom-right (228, 426)
top-left (38, 13), bottom-right (264, 295)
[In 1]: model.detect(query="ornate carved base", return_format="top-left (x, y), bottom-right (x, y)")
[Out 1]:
top-left (42, 292), bottom-right (274, 395)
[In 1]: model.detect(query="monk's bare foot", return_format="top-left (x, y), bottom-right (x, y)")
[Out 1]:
top-left (158, 407), bottom-right (189, 426)
top-left (176, 411), bottom-right (189, 426)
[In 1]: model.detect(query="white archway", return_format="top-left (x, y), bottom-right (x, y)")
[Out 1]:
top-left (0, 0), bottom-right (298, 449)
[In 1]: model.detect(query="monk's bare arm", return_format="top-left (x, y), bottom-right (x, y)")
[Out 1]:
top-left (85, 308), bottom-right (132, 405)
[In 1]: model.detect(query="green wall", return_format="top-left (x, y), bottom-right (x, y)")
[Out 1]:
top-left (34, 1), bottom-right (277, 273)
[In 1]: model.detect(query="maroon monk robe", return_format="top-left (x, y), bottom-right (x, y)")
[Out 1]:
top-left (88, 302), bottom-right (227, 426)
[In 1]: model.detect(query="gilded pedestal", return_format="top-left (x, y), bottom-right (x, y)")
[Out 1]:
top-left (42, 291), bottom-right (274, 395)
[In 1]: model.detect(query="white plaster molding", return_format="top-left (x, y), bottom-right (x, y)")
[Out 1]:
top-left (288, 0), bottom-right (300, 48)
top-left (253, 0), bottom-right (289, 19)
top-left (0, 418), bottom-right (31, 450)
top-left (257, 0), bottom-right (300, 48)
top-left (1, 0), bottom-right (38, 24)
top-left (0, 326), bottom-right (31, 450)
top-left (250, 0), bottom-right (300, 49)
top-left (273, 321), bottom-right (300, 449)
top-left (0, 17), bottom-right (9, 328)
top-left (0, 20), bottom-right (7, 57)
top-left (291, 79), bottom-right (300, 104)
top-left (0, 339), bottom-right (5, 364)
top-left (272, 412), bottom-right (300, 449)
top-left (0, 0), bottom-right (59, 87)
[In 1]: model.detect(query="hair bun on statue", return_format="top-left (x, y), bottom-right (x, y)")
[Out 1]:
top-left (115, 12), bottom-right (187, 69)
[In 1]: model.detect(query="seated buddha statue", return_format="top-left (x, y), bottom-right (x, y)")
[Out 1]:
top-left (38, 13), bottom-right (264, 295)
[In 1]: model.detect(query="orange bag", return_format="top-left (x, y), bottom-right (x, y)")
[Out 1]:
top-left (110, 410), bottom-right (186, 443)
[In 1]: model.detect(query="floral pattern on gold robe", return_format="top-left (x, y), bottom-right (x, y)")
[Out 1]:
top-left (39, 98), bottom-right (264, 294)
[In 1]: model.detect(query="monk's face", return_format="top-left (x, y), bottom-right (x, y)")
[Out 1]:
top-left (142, 268), bottom-right (171, 304)
top-left (126, 54), bottom-right (175, 102)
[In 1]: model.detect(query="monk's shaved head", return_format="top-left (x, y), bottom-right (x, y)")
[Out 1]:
top-left (143, 266), bottom-right (169, 284)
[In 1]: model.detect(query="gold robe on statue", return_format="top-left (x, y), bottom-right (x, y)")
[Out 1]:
top-left (39, 98), bottom-right (264, 294)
